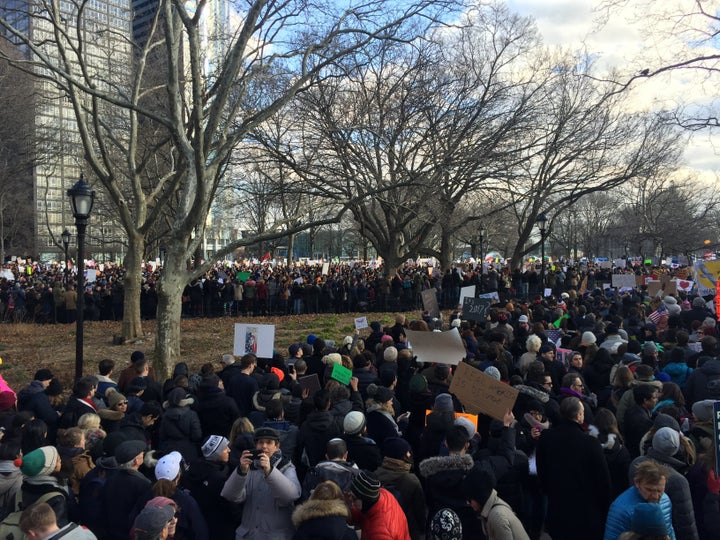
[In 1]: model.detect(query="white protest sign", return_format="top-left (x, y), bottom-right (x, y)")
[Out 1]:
top-left (354, 316), bottom-right (368, 330)
top-left (611, 274), bottom-right (636, 289)
top-left (322, 262), bottom-right (330, 276)
top-left (458, 285), bottom-right (476, 308)
top-left (234, 324), bottom-right (275, 358)
top-left (404, 327), bottom-right (466, 366)
top-left (85, 270), bottom-right (97, 283)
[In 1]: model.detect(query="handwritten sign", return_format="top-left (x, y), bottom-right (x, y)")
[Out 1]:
top-left (463, 297), bottom-right (491, 322)
top-left (449, 362), bottom-right (518, 421)
top-left (322, 262), bottom-right (330, 276)
top-left (330, 363), bottom-right (352, 385)
top-left (421, 289), bottom-right (440, 318)
top-left (458, 285), bottom-right (475, 308)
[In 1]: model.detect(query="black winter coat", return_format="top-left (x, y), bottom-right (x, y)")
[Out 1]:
top-left (291, 498), bottom-right (356, 540)
top-left (299, 410), bottom-right (341, 467)
top-left (101, 468), bottom-right (152, 540)
top-left (159, 405), bottom-right (202, 461)
top-left (195, 389), bottom-right (240, 440)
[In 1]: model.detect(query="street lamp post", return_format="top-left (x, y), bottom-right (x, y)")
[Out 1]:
top-left (536, 212), bottom-right (548, 290)
top-left (67, 174), bottom-right (95, 380)
top-left (61, 229), bottom-right (71, 288)
top-left (478, 225), bottom-right (486, 293)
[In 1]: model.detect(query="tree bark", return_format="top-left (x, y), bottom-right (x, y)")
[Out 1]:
top-left (154, 252), bottom-right (184, 378)
top-left (121, 235), bottom-right (144, 340)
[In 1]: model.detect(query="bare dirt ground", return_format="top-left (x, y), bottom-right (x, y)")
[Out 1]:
top-left (0, 311), bottom-right (417, 390)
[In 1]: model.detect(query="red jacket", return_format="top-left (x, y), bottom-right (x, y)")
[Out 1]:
top-left (350, 488), bottom-right (411, 540)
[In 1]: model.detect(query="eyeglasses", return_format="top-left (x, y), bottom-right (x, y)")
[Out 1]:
top-left (117, 401), bottom-right (128, 406)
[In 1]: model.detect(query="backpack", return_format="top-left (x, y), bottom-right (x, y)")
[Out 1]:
top-left (0, 491), bottom-right (57, 540)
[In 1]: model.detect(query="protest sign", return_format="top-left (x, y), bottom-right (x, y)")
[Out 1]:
top-left (695, 261), bottom-right (720, 296)
top-left (421, 289), bottom-right (440, 318)
top-left (449, 362), bottom-right (518, 421)
top-left (556, 348), bottom-right (572, 366)
top-left (675, 280), bottom-right (694, 292)
top-left (330, 363), bottom-right (352, 385)
top-left (458, 285), bottom-right (475, 308)
top-left (298, 374), bottom-right (321, 397)
top-left (646, 280), bottom-right (662, 297)
top-left (544, 288), bottom-right (552, 297)
top-left (85, 270), bottom-right (96, 283)
top-left (714, 401), bottom-right (720, 475)
top-left (463, 297), bottom-right (491, 322)
top-left (405, 327), bottom-right (466, 366)
top-left (424, 410), bottom-right (478, 428)
top-left (354, 316), bottom-right (368, 330)
top-left (322, 262), bottom-right (329, 276)
top-left (0, 269), bottom-right (13, 281)
top-left (613, 259), bottom-right (626, 269)
top-left (233, 324), bottom-right (275, 358)
top-left (477, 292), bottom-right (500, 302)
top-left (611, 274), bottom-right (636, 289)
top-left (237, 271), bottom-right (251, 282)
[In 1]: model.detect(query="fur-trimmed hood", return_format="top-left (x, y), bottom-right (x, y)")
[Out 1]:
top-left (252, 389), bottom-right (282, 412)
top-left (514, 384), bottom-right (550, 403)
top-left (292, 498), bottom-right (349, 527)
top-left (419, 453), bottom-right (474, 478)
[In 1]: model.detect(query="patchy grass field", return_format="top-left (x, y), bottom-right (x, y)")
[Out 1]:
top-left (0, 311), bottom-right (423, 390)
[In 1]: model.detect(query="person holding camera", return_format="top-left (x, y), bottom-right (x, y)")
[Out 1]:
top-left (221, 427), bottom-right (301, 539)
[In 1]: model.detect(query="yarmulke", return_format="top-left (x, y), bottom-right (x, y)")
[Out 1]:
top-left (155, 451), bottom-right (183, 481)
top-left (34, 369), bottom-right (54, 382)
top-left (652, 427), bottom-right (680, 457)
top-left (434, 393), bottom-right (454, 413)
top-left (383, 437), bottom-right (411, 460)
top-left (692, 399), bottom-right (715, 423)
top-left (343, 411), bottom-right (366, 435)
top-left (430, 508), bottom-right (463, 540)
top-left (20, 446), bottom-right (59, 477)
top-left (351, 470), bottom-right (381, 502)
top-left (630, 502), bottom-right (668, 536)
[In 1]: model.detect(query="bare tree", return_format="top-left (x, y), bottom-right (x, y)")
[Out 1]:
top-left (0, 0), bottom-right (457, 375)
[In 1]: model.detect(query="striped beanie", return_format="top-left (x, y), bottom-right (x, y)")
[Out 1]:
top-left (351, 470), bottom-right (381, 503)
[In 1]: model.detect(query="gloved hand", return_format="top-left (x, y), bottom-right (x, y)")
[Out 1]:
top-left (707, 469), bottom-right (720, 496)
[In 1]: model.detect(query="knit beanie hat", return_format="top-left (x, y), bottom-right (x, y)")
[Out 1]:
top-left (692, 400), bottom-right (715, 423)
top-left (434, 393), bottom-right (454, 413)
top-left (0, 391), bottom-right (16, 412)
top-left (430, 508), bottom-right (463, 540)
top-left (581, 331), bottom-right (597, 345)
top-left (652, 427), bottom-right (680, 457)
top-left (630, 502), bottom-right (668, 536)
top-left (383, 437), bottom-right (411, 460)
top-left (106, 388), bottom-right (127, 409)
top-left (408, 374), bottom-right (428, 394)
top-left (383, 347), bottom-right (398, 363)
top-left (484, 366), bottom-right (501, 381)
top-left (454, 417), bottom-right (477, 439)
top-left (21, 446), bottom-right (59, 477)
top-left (343, 411), bottom-right (366, 435)
top-left (652, 413), bottom-right (680, 433)
top-left (201, 435), bottom-right (229, 461)
top-left (34, 369), bottom-right (54, 382)
top-left (351, 470), bottom-right (381, 504)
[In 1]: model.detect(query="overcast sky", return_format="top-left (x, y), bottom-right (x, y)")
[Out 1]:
top-left (507, 0), bottom-right (719, 183)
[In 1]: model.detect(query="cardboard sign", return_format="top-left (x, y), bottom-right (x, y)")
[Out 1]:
top-left (449, 362), bottom-right (518, 421)
top-left (354, 316), bottom-right (368, 330)
top-left (611, 274), bottom-right (636, 289)
top-left (233, 324), bottom-right (275, 358)
top-left (322, 262), bottom-right (330, 276)
top-left (421, 289), bottom-right (440, 318)
top-left (463, 297), bottom-right (491, 322)
top-left (647, 280), bottom-right (662, 297)
top-left (298, 374), bottom-right (321, 397)
top-left (404, 327), bottom-right (467, 366)
top-left (330, 362), bottom-right (352, 385)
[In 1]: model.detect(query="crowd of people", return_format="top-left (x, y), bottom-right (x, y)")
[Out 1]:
top-left (0, 256), bottom-right (697, 323)
top-left (0, 257), bottom-right (718, 538)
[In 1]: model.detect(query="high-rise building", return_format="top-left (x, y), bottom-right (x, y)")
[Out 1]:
top-left (0, 0), bottom-right (133, 261)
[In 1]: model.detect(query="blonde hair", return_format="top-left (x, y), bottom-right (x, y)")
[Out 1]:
top-left (230, 417), bottom-right (254, 445)
top-left (77, 413), bottom-right (101, 430)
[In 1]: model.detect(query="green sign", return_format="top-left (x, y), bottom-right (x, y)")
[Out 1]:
top-left (237, 271), bottom-right (251, 282)
top-left (330, 362), bottom-right (352, 385)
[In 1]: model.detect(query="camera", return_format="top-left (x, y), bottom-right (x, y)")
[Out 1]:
top-left (248, 449), bottom-right (263, 469)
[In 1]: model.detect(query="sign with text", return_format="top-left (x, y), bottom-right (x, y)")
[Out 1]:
top-left (421, 289), bottom-right (441, 318)
top-left (449, 362), bottom-right (518, 421)
top-left (405, 327), bottom-right (466, 366)
top-left (233, 323), bottom-right (275, 358)
top-left (714, 401), bottom-right (720, 475)
top-left (298, 374), bottom-right (321, 397)
top-left (458, 285), bottom-right (475, 308)
top-left (322, 262), bottom-right (330, 276)
top-left (330, 362), bottom-right (352, 385)
top-left (611, 274), bottom-right (636, 289)
top-left (462, 297), bottom-right (491, 322)
top-left (354, 316), bottom-right (368, 330)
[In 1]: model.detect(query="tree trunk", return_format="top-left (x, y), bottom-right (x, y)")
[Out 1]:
top-left (288, 233), bottom-right (295, 264)
top-left (438, 233), bottom-right (453, 270)
top-left (121, 235), bottom-right (144, 340)
top-left (154, 254), bottom-right (185, 379)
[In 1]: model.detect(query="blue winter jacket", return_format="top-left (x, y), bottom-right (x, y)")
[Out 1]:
top-left (604, 486), bottom-right (675, 540)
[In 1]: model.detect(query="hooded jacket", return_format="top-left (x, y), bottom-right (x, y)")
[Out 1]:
top-left (291, 498), bottom-right (356, 540)
top-left (604, 485), bottom-right (675, 540)
top-left (349, 488), bottom-right (411, 540)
